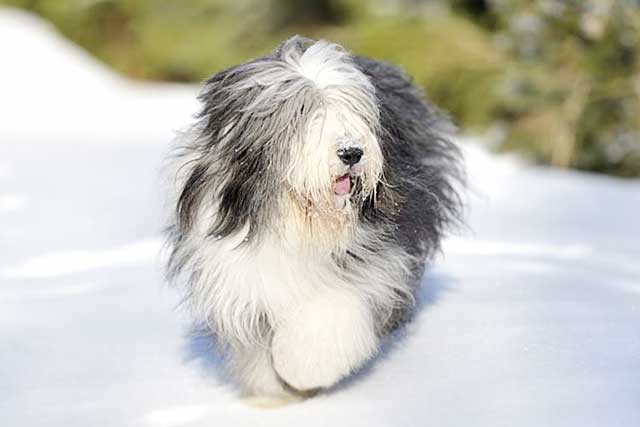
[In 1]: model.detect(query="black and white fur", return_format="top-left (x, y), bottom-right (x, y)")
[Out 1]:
top-left (166, 36), bottom-right (462, 400)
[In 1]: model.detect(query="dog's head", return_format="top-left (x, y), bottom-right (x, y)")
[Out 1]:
top-left (176, 37), bottom-right (384, 251)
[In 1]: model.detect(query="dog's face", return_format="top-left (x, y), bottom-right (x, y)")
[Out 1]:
top-left (178, 37), bottom-right (383, 250)
top-left (287, 102), bottom-right (382, 216)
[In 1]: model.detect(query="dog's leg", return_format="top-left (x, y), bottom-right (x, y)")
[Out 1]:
top-left (271, 288), bottom-right (378, 392)
top-left (231, 345), bottom-right (288, 396)
top-left (231, 344), bottom-right (305, 407)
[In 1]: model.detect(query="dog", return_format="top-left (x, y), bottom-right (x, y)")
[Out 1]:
top-left (166, 36), bottom-right (462, 401)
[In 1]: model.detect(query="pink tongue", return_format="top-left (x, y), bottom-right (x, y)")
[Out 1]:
top-left (334, 175), bottom-right (351, 195)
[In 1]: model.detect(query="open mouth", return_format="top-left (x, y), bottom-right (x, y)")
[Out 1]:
top-left (333, 174), bottom-right (355, 196)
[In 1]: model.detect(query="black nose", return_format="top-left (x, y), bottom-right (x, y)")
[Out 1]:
top-left (338, 147), bottom-right (363, 166)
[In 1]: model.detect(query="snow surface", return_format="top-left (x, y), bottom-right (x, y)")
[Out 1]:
top-left (1, 7), bottom-right (639, 427)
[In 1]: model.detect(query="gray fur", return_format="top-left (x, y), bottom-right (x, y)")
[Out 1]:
top-left (166, 36), bottom-right (463, 396)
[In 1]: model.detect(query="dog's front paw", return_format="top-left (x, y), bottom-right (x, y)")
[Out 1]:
top-left (271, 290), bottom-right (378, 392)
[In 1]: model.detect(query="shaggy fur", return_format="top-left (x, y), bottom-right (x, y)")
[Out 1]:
top-left (166, 36), bottom-right (462, 399)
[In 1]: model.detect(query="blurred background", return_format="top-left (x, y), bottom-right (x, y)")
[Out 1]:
top-left (2, 0), bottom-right (640, 177)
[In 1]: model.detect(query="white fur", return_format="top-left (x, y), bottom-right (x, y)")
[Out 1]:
top-left (171, 39), bottom-right (415, 398)
top-left (178, 218), bottom-right (415, 396)
top-left (271, 288), bottom-right (378, 390)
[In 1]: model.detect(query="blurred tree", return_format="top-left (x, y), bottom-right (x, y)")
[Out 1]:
top-left (269, 0), bottom-right (350, 27)
top-left (487, 0), bottom-right (640, 176)
top-left (450, 0), bottom-right (497, 28)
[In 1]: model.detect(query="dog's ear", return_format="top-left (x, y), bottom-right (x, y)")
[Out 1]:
top-left (177, 51), bottom-right (323, 242)
top-left (176, 67), bottom-right (285, 242)
top-left (353, 56), bottom-right (464, 258)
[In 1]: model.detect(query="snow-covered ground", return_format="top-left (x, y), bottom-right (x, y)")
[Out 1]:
top-left (1, 8), bottom-right (639, 427)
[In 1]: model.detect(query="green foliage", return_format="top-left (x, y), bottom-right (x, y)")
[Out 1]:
top-left (2, 0), bottom-right (639, 177)
top-left (487, 0), bottom-right (640, 177)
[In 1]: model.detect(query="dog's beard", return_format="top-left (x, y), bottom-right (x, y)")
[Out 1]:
top-left (292, 155), bottom-right (370, 214)
top-left (281, 164), bottom-right (375, 256)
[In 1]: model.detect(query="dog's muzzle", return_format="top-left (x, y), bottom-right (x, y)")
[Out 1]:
top-left (334, 136), bottom-right (364, 196)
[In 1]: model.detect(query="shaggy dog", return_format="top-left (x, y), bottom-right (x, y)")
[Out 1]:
top-left (166, 36), bottom-right (462, 401)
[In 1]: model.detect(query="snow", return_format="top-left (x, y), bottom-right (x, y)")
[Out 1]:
top-left (1, 7), bottom-right (639, 427)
